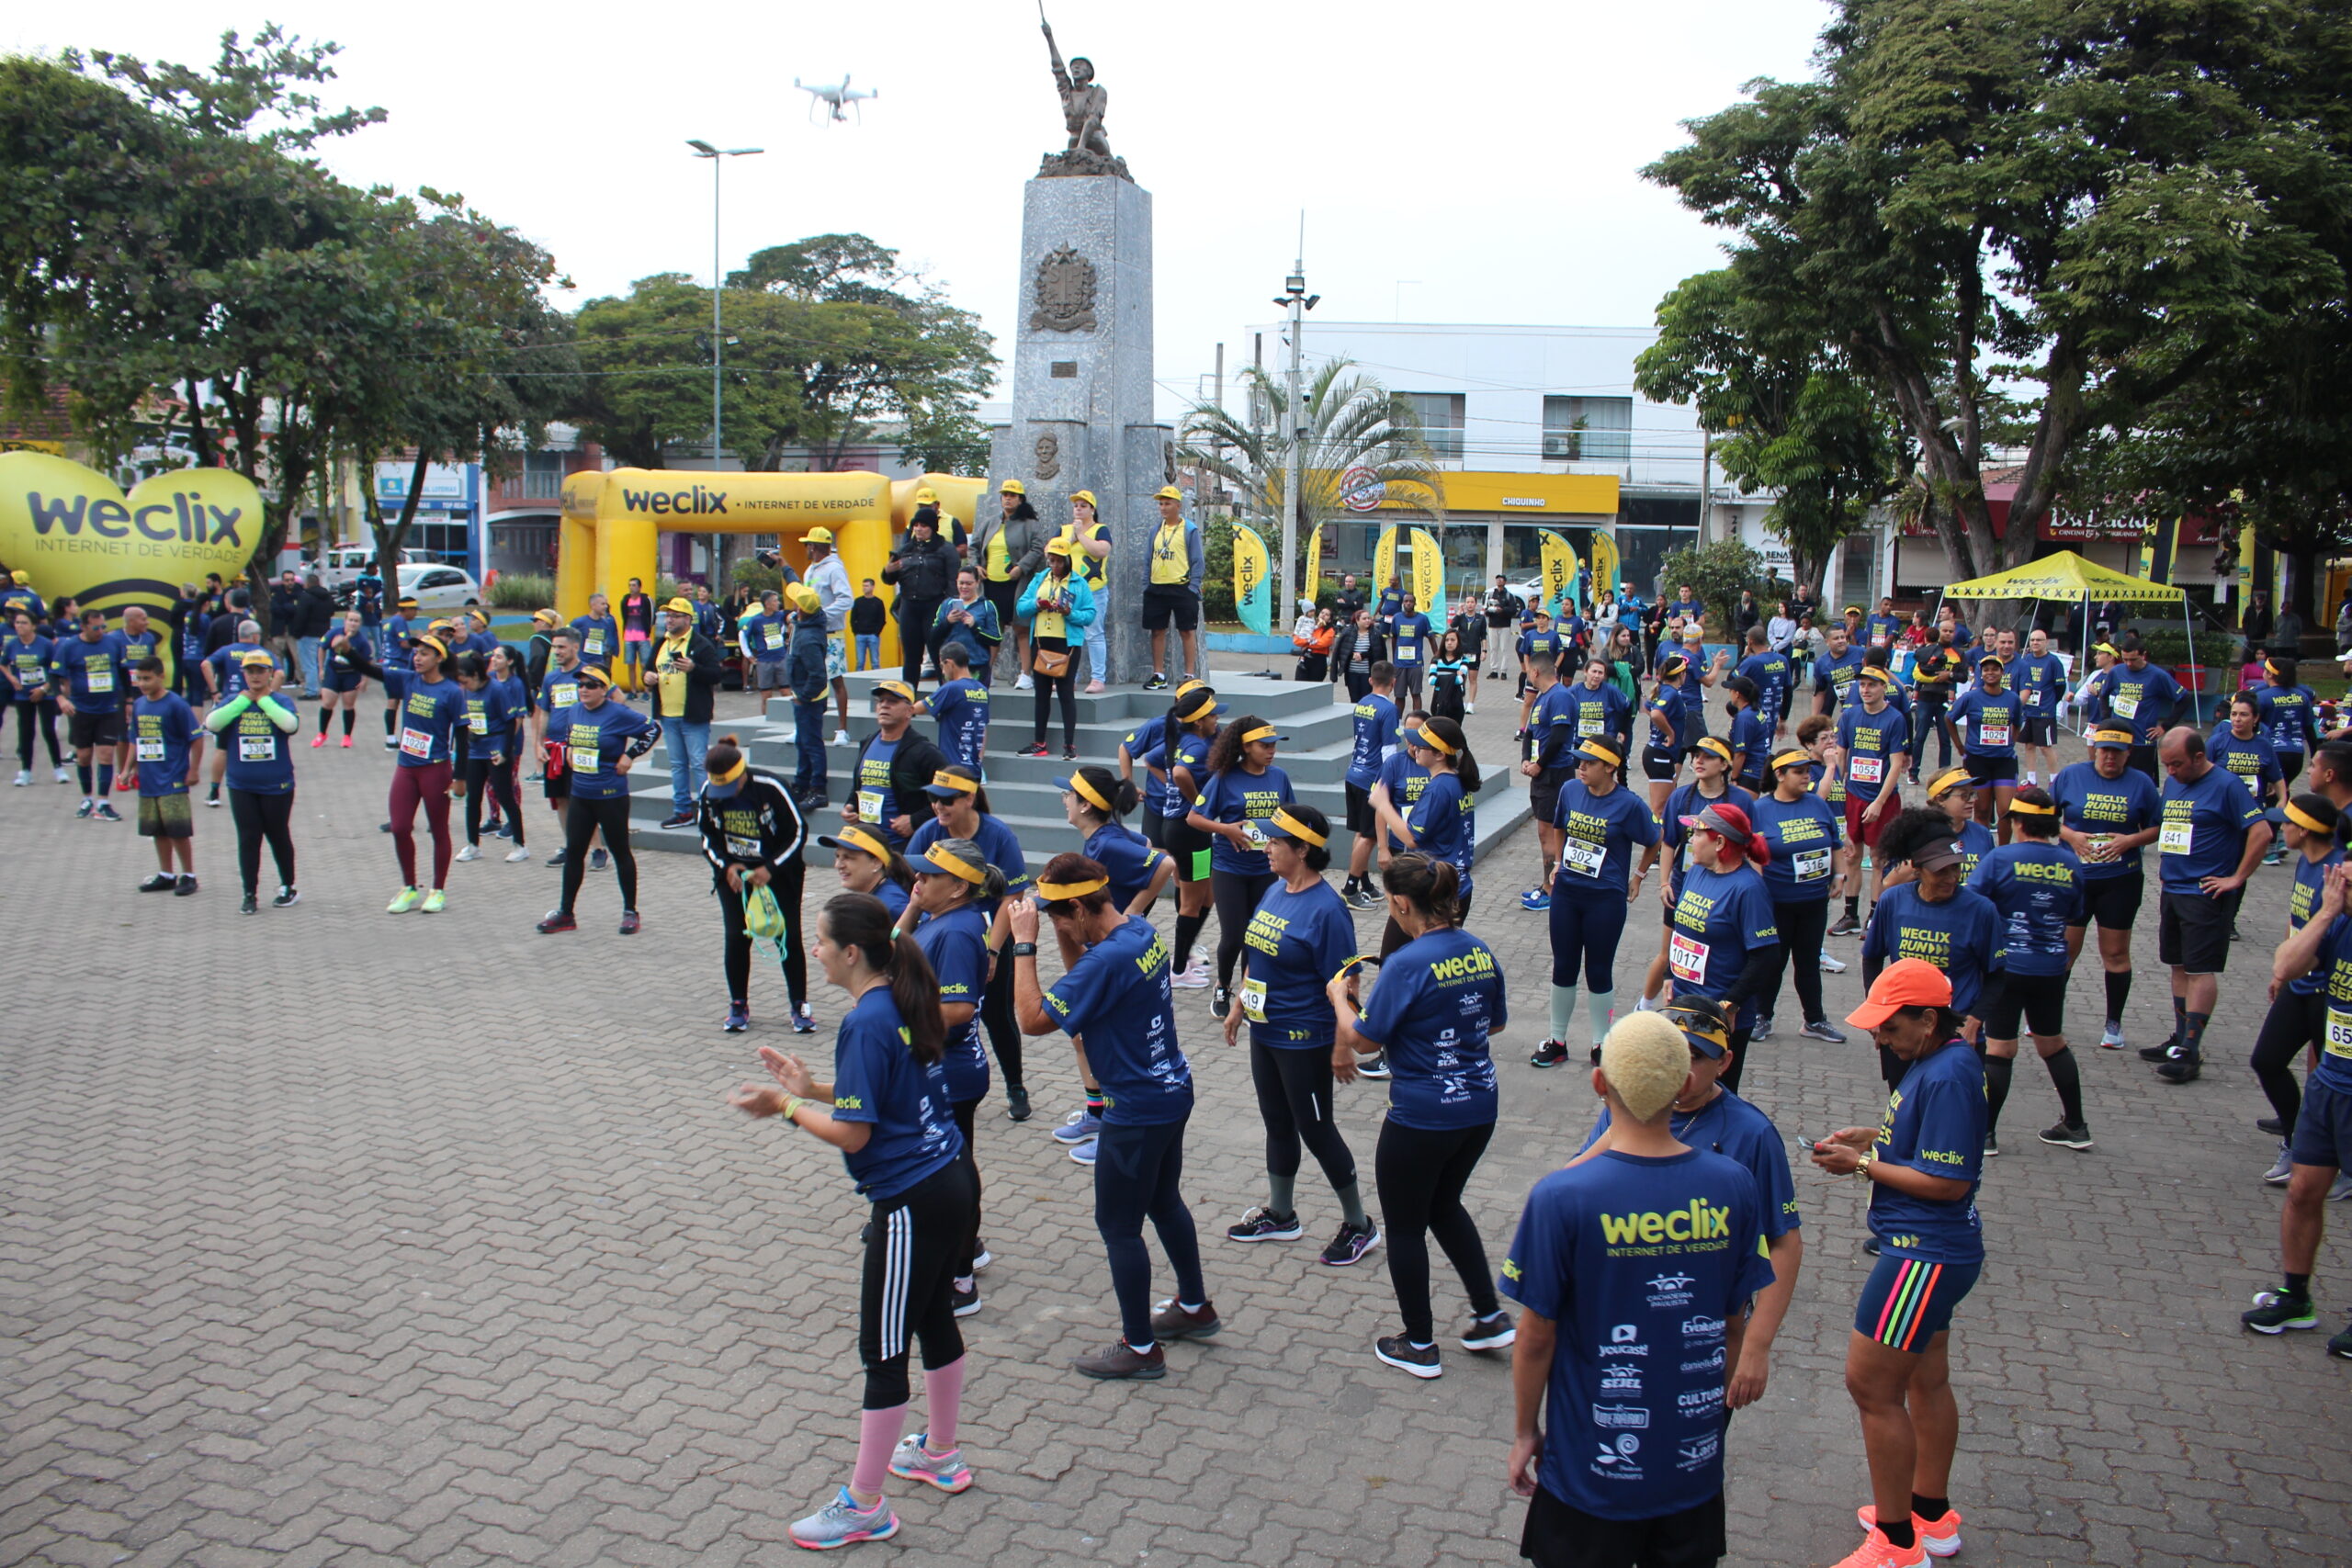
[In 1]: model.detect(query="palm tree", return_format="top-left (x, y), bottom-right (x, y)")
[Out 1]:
top-left (1179, 359), bottom-right (1444, 593)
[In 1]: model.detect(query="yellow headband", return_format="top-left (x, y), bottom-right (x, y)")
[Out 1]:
top-left (1693, 736), bottom-right (1735, 765)
top-left (1928, 768), bottom-right (1973, 799)
top-left (1241, 725), bottom-right (1278, 745)
top-left (1860, 666), bottom-right (1892, 684)
top-left (1036, 875), bottom-right (1110, 901)
top-left (833, 825), bottom-right (894, 863)
top-left (1176, 678), bottom-right (1209, 697)
top-left (2090, 728), bottom-right (2135, 747)
top-left (1269, 807), bottom-right (1328, 847)
top-left (921, 843), bottom-right (989, 885)
top-left (1068, 772), bottom-right (1113, 813)
top-left (929, 770), bottom-right (981, 795)
top-left (1770, 749), bottom-right (1812, 773)
top-left (1177, 692), bottom-right (1219, 722)
top-left (576, 664), bottom-right (612, 688)
top-left (2007, 798), bottom-right (2055, 817)
top-left (1579, 739), bottom-right (1623, 767)
top-left (1415, 724), bottom-right (1455, 755)
top-left (413, 635), bottom-right (449, 660)
top-left (707, 754), bottom-right (748, 786)
top-left (2286, 801), bottom-right (2332, 835)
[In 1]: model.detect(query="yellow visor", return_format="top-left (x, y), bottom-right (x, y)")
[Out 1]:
top-left (921, 843), bottom-right (989, 885)
top-left (1036, 875), bottom-right (1109, 901)
top-left (1268, 807), bottom-right (1328, 847)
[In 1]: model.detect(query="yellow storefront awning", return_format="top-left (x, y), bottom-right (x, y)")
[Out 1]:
top-left (1378, 470), bottom-right (1619, 516)
top-left (1940, 549), bottom-right (2186, 604)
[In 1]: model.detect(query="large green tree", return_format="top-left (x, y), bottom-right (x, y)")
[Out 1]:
top-left (1647, 0), bottom-right (2352, 580)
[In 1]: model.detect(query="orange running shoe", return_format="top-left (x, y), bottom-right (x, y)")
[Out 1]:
top-left (1857, 1505), bottom-right (1962, 1558)
top-left (1830, 1523), bottom-right (1928, 1568)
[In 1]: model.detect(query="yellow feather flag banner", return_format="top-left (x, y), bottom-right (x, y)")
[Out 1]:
top-left (1232, 524), bottom-right (1273, 634)
top-left (1305, 525), bottom-right (1324, 604)
top-left (1589, 529), bottom-right (1621, 600)
top-left (1538, 529), bottom-right (1578, 615)
top-left (1373, 525), bottom-right (1398, 595)
top-left (1408, 526), bottom-right (1446, 615)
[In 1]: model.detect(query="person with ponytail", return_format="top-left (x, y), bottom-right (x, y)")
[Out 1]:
top-left (1328, 852), bottom-right (1512, 1379)
top-left (698, 733), bottom-right (810, 1034)
top-left (453, 652), bottom-right (528, 865)
top-left (1156, 684), bottom-right (1225, 989)
top-left (910, 763), bottom-right (1035, 1123)
top-left (1861, 807), bottom-right (2003, 1102)
top-left (1381, 715), bottom-right (1481, 959)
top-left (1963, 786), bottom-right (2091, 1151)
top-left (906, 838), bottom-right (1012, 1315)
top-left (820, 823), bottom-right (914, 922)
top-left (1059, 764), bottom-right (1173, 913)
top-left (730, 893), bottom-right (977, 1551)
top-left (1186, 715), bottom-right (1298, 1017)
top-left (1011, 853), bottom-right (1217, 1381)
top-left (1663, 801), bottom-right (1783, 1095)
top-left (535, 664), bottom-right (659, 935)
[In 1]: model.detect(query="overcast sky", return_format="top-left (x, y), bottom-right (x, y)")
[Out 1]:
top-left (13, 2), bottom-right (1833, 423)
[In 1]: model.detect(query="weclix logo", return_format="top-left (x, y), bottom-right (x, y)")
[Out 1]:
top-left (1600, 1200), bottom-right (1733, 1245)
top-left (619, 482), bottom-right (730, 517)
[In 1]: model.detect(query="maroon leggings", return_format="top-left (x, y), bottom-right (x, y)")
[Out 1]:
top-left (389, 760), bottom-right (455, 888)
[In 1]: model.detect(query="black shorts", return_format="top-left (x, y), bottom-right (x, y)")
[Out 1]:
top-left (1521, 1483), bottom-right (1724, 1568)
top-left (1964, 752), bottom-right (2018, 786)
top-left (68, 708), bottom-right (123, 750)
top-left (2019, 714), bottom-right (2056, 747)
top-left (1984, 968), bottom-right (2066, 1039)
top-left (1346, 781), bottom-right (1377, 836)
top-left (1529, 767), bottom-right (1573, 829)
top-left (1165, 818), bottom-right (1214, 882)
top-left (542, 767), bottom-right (571, 803)
top-left (2076, 874), bottom-right (2143, 931)
top-left (1736, 771), bottom-right (1765, 795)
top-left (1642, 745), bottom-right (1681, 784)
top-left (1142, 807), bottom-right (1170, 849)
top-left (2159, 888), bottom-right (2233, 973)
top-left (1141, 584), bottom-right (1199, 632)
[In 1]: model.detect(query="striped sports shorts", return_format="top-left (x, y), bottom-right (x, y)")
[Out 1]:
top-left (1852, 1251), bottom-right (1980, 1353)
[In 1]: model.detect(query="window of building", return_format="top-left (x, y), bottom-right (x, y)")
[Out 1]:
top-left (520, 452), bottom-right (564, 501)
top-left (1543, 396), bottom-right (1633, 463)
top-left (1397, 392), bottom-right (1465, 462)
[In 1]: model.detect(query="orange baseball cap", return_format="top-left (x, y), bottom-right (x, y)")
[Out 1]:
top-left (1846, 957), bottom-right (1954, 1032)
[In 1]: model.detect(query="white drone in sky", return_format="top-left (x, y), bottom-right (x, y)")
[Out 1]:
top-left (796, 76), bottom-right (876, 124)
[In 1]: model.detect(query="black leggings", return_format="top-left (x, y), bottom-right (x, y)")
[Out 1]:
top-left (2281, 751), bottom-right (2307, 789)
top-left (981, 947), bottom-right (1022, 1093)
top-left (13, 701), bottom-right (60, 767)
top-left (1212, 868), bottom-right (1279, 989)
top-left (463, 752), bottom-right (524, 847)
top-left (899, 597), bottom-right (944, 683)
top-left (714, 859), bottom-right (808, 1009)
top-left (2251, 987), bottom-right (2322, 1135)
top-left (1032, 637), bottom-right (1078, 748)
top-left (1250, 1042), bottom-right (1357, 1189)
top-left (951, 1098), bottom-right (984, 1282)
top-left (1093, 1114), bottom-right (1207, 1348)
top-left (559, 794), bottom-right (638, 913)
top-left (1764, 897), bottom-right (1831, 1028)
top-left (227, 787), bottom-right (296, 896)
top-left (859, 1159), bottom-right (977, 1409)
top-left (1374, 1118), bottom-right (1501, 1344)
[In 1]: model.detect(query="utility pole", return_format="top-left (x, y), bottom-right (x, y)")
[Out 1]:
top-left (688, 139), bottom-right (763, 582)
top-left (1274, 243), bottom-right (1318, 633)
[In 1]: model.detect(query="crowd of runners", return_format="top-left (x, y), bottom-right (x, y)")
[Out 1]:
top-left (8, 517), bottom-right (2350, 1568)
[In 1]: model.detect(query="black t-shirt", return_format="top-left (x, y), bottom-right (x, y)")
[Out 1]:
top-left (849, 594), bottom-right (888, 635)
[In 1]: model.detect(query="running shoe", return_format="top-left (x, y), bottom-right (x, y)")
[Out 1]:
top-left (1142, 672), bottom-right (1169, 692)
top-left (421, 889), bottom-right (446, 913)
top-left (1346, 884), bottom-right (1384, 910)
top-left (659, 811), bottom-right (694, 829)
top-left (1830, 1524), bottom-right (1928, 1568)
top-left (2263, 1145), bottom-right (2294, 1186)
top-left (240, 895), bottom-right (258, 915)
top-left (1062, 745), bottom-right (1078, 761)
top-left (339, 735), bottom-right (352, 748)
top-left (2263, 847), bottom-right (2288, 867)
top-left (793, 1003), bottom-right (818, 1034)
top-left (2155, 1055), bottom-right (2201, 1084)
top-left (830, 730), bottom-right (851, 748)
top-left (618, 910), bottom-right (640, 934)
top-left (383, 736), bottom-right (398, 750)
top-left (888, 1433), bottom-right (974, 1494)
top-left (2329, 1321), bottom-right (2352, 1359)
top-left (1005, 1086), bottom-right (1031, 1122)
top-left (2138, 1037), bottom-right (2180, 1062)
top-left (1212, 987), bottom-right (1231, 1016)
top-left (1856, 1506), bottom-right (1962, 1559)
top-left (589, 849), bottom-right (609, 872)
top-left (175, 874), bottom-right (198, 897)
top-left (970, 1246), bottom-right (992, 1274)
top-left (724, 1001), bottom-right (750, 1033)
top-left (2243, 1290), bottom-right (2319, 1333)
top-left (1983, 1134), bottom-right (1999, 1157)
top-left (536, 910), bottom-right (577, 933)
top-left (1464, 702), bottom-right (1476, 715)
top-left (1148, 1298), bottom-right (1220, 1340)
top-left (950, 1283), bottom-right (980, 1319)
top-left (12, 770), bottom-right (29, 786)
top-left (1225, 1207), bottom-right (1303, 1243)
top-left (1015, 673), bottom-right (1035, 691)
top-left (138, 873), bottom-right (176, 892)
top-left (1017, 741), bottom-right (1050, 758)
top-left (387, 886), bottom-right (423, 914)
top-left (2333, 1173), bottom-right (2352, 1202)
top-left (1170, 957), bottom-right (1213, 989)
top-left (74, 798), bottom-right (94, 818)
top-left (1752, 1016), bottom-right (1776, 1042)
top-left (787, 1487), bottom-right (899, 1550)
top-left (1801, 1020), bottom-right (1849, 1043)
top-left (310, 734), bottom-right (327, 749)
top-left (1067, 1137), bottom-right (1097, 1166)
top-left (1052, 1109), bottom-right (1102, 1145)
top-left (1374, 1336), bottom-right (1442, 1380)
top-left (1071, 1339), bottom-right (1165, 1380)
top-left (505, 847), bottom-right (530, 863)
top-left (2038, 1121), bottom-right (2094, 1151)
top-left (494, 823), bottom-right (514, 839)
top-left (2098, 1020), bottom-right (2126, 1050)
top-left (1826, 912), bottom-right (1862, 937)
top-left (547, 850), bottom-right (568, 867)
top-left (1520, 886), bottom-right (1551, 912)
top-left (1320, 1218), bottom-right (1380, 1267)
top-left (455, 843), bottom-right (481, 863)
top-left (1863, 1235), bottom-right (1882, 1257)
top-left (53, 766), bottom-right (70, 784)
top-left (1460, 1311), bottom-right (1516, 1351)
top-left (1818, 952), bottom-right (1849, 974)
top-left (1356, 1053), bottom-right (1391, 1080)
top-left (93, 802), bottom-right (120, 821)
top-left (2258, 1115), bottom-right (2288, 1135)
top-left (1529, 1040), bottom-right (1571, 1069)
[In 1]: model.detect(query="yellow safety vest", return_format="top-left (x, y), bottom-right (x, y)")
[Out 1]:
top-left (1150, 521), bottom-right (1189, 585)
top-left (1057, 523), bottom-right (1108, 588)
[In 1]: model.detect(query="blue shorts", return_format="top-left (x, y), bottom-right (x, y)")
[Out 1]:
top-left (2290, 1074), bottom-right (2352, 1170)
top-left (1853, 1252), bottom-right (1979, 1352)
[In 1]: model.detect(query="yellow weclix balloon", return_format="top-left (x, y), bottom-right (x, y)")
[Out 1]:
top-left (0, 452), bottom-right (263, 622)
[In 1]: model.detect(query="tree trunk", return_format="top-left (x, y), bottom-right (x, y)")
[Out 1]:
top-left (372, 451), bottom-right (433, 610)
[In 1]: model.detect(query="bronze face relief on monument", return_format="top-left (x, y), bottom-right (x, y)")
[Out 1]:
top-left (1030, 246), bottom-right (1099, 333)
top-left (1038, 14), bottom-right (1132, 180)
top-left (1034, 433), bottom-right (1061, 480)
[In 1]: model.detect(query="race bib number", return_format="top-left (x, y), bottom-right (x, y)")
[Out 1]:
top-left (1979, 723), bottom-right (2009, 748)
top-left (135, 737), bottom-right (165, 762)
top-left (1561, 837), bottom-right (1606, 878)
top-left (1578, 718), bottom-right (1604, 738)
top-left (1240, 818), bottom-right (1269, 848)
top-left (1850, 753), bottom-right (1883, 784)
top-left (1792, 847), bottom-right (1832, 882)
top-left (725, 833), bottom-right (763, 859)
top-left (399, 726), bottom-right (434, 760)
top-left (858, 788), bottom-right (888, 823)
top-left (1834, 678), bottom-right (1856, 702)
top-left (1668, 929), bottom-right (1710, 985)
top-left (2158, 818), bottom-right (2194, 855)
top-left (584, 633), bottom-right (606, 656)
top-left (469, 711), bottom-right (490, 735)
top-left (1396, 638), bottom-right (1417, 661)
top-left (2024, 689), bottom-right (2042, 707)
top-left (85, 668), bottom-right (114, 694)
top-left (2326, 1008), bottom-right (2352, 1060)
top-left (763, 626), bottom-right (785, 650)
top-left (569, 740), bottom-right (601, 774)
top-left (2111, 693), bottom-right (2138, 720)
top-left (238, 735), bottom-right (276, 762)
top-left (1240, 977), bottom-right (1268, 1023)
top-left (550, 682), bottom-right (579, 709)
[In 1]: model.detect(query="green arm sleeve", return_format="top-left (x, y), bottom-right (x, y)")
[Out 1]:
top-left (204, 694), bottom-right (253, 733)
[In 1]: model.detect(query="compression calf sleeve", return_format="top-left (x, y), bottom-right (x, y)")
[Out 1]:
top-left (2044, 1047), bottom-right (2085, 1126)
top-left (1266, 1172), bottom-right (1295, 1217)
top-left (2104, 969), bottom-right (2131, 1026)
top-left (1982, 1055), bottom-right (2014, 1134)
top-left (1173, 910), bottom-right (1206, 969)
top-left (922, 1357), bottom-right (965, 1452)
top-left (341, 706), bottom-right (355, 736)
top-left (96, 762), bottom-right (112, 795)
top-left (1334, 1179), bottom-right (1368, 1228)
top-left (850, 1404), bottom-right (906, 1497)
top-left (1587, 988), bottom-right (1615, 1045)
top-left (1549, 984), bottom-right (1578, 1041)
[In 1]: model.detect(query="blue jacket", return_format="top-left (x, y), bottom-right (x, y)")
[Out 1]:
top-left (1016, 571), bottom-right (1098, 631)
top-left (786, 614), bottom-right (830, 705)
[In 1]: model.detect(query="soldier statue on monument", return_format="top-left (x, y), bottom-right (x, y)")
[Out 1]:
top-left (1039, 12), bottom-right (1130, 180)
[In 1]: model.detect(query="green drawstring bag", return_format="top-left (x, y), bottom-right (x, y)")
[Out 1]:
top-left (743, 881), bottom-right (788, 941)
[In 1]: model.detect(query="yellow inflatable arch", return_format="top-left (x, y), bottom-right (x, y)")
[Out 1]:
top-left (557, 468), bottom-right (984, 666)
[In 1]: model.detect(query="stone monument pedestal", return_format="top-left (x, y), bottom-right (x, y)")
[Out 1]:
top-left (988, 174), bottom-right (1172, 685)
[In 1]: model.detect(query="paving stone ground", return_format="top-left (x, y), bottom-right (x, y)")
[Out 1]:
top-left (4, 660), bottom-right (2349, 1567)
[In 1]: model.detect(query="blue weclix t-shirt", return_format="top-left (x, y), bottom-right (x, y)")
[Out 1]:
top-left (1238, 879), bottom-right (1360, 1049)
top-left (2049, 761), bottom-right (2162, 882)
top-left (1354, 928), bottom-right (1504, 1130)
top-left (1551, 778), bottom-right (1659, 893)
top-left (2156, 762), bottom-right (2265, 893)
top-left (1868, 1039), bottom-right (1986, 1264)
top-left (828, 985), bottom-right (965, 1201)
top-left (1193, 764), bottom-right (1295, 877)
top-left (1862, 884), bottom-right (2003, 1018)
top-left (1347, 693), bottom-right (1399, 789)
top-left (1966, 841), bottom-right (2083, 978)
top-left (911, 904), bottom-right (992, 1106)
top-left (1499, 1149), bottom-right (1774, 1521)
top-left (1042, 915), bottom-right (1193, 1125)
top-left (929, 678), bottom-right (989, 771)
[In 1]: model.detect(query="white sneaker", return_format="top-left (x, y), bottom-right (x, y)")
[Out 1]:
top-left (1170, 956), bottom-right (1214, 989)
top-left (1015, 673), bottom-right (1034, 690)
top-left (830, 729), bottom-right (850, 747)
top-left (1464, 702), bottom-right (1476, 714)
top-left (53, 767), bottom-right (72, 784)
top-left (1818, 952), bottom-right (1848, 973)
top-left (11, 770), bottom-right (28, 786)
top-left (504, 846), bottom-right (531, 863)
top-left (454, 843), bottom-right (481, 863)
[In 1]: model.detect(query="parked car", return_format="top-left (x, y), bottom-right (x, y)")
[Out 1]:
top-left (396, 563), bottom-right (484, 614)
top-left (320, 545), bottom-right (418, 591)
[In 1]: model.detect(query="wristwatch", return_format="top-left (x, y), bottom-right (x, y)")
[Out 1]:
top-left (1853, 1147), bottom-right (1877, 1181)
top-left (1012, 942), bottom-right (1037, 958)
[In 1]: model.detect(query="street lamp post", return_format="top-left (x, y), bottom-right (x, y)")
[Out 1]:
top-left (688, 139), bottom-right (763, 583)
